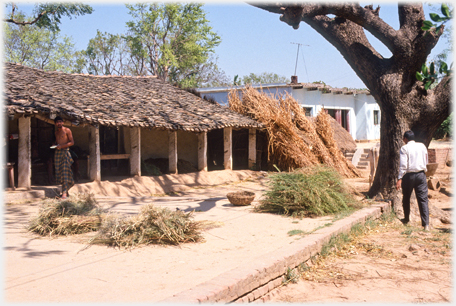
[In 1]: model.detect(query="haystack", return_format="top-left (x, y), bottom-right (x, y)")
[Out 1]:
top-left (310, 116), bottom-right (357, 154)
top-left (28, 193), bottom-right (104, 236)
top-left (228, 87), bottom-right (359, 178)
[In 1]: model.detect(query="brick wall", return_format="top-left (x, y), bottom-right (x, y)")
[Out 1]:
top-left (428, 148), bottom-right (452, 168)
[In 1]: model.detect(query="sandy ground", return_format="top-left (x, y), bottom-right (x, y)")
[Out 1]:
top-left (4, 140), bottom-right (452, 303)
top-left (267, 145), bottom-right (453, 303)
top-left (5, 170), bottom-right (340, 303)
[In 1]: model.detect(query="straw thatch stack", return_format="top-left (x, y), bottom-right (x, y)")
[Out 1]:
top-left (228, 87), bottom-right (359, 178)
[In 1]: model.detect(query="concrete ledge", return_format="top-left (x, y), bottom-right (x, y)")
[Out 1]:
top-left (160, 201), bottom-right (391, 303)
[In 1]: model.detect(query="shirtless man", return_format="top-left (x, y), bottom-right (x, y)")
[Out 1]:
top-left (54, 116), bottom-right (75, 199)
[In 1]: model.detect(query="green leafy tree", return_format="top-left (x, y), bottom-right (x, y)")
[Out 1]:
top-left (4, 12), bottom-right (78, 73)
top-left (430, 3), bottom-right (453, 65)
top-left (417, 3), bottom-right (453, 90)
top-left (124, 2), bottom-right (221, 87)
top-left (77, 30), bottom-right (131, 75)
top-left (180, 54), bottom-right (231, 88)
top-left (434, 113), bottom-right (453, 139)
top-left (420, 4), bottom-right (453, 140)
top-left (241, 72), bottom-right (288, 85)
top-left (4, 2), bottom-right (93, 32)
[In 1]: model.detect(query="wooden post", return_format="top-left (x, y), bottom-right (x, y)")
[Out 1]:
top-left (17, 116), bottom-right (31, 189)
top-left (88, 125), bottom-right (101, 181)
top-left (130, 127), bottom-right (141, 176)
top-left (248, 128), bottom-right (256, 170)
top-left (168, 130), bottom-right (178, 174)
top-left (224, 127), bottom-right (232, 170)
top-left (197, 131), bottom-right (207, 171)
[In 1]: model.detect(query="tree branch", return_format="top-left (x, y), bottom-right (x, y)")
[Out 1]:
top-left (252, 3), bottom-right (399, 51)
top-left (4, 5), bottom-right (61, 27)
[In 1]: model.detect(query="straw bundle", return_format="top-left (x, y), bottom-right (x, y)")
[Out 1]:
top-left (228, 87), bottom-right (359, 177)
top-left (90, 204), bottom-right (202, 248)
top-left (28, 193), bottom-right (103, 236)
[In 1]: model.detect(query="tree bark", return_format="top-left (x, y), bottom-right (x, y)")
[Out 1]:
top-left (253, 3), bottom-right (451, 208)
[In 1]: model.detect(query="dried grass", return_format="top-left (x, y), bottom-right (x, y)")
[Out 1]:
top-left (228, 87), bottom-right (359, 177)
top-left (28, 193), bottom-right (104, 236)
top-left (89, 204), bottom-right (203, 248)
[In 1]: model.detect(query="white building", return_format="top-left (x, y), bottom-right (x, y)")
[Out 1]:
top-left (197, 81), bottom-right (381, 141)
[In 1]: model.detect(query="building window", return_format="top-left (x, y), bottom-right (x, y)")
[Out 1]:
top-left (303, 107), bottom-right (312, 117)
top-left (373, 110), bottom-right (379, 125)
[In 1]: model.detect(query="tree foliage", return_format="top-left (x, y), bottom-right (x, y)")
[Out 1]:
top-left (123, 2), bottom-right (221, 87)
top-left (77, 30), bottom-right (131, 76)
top-left (72, 3), bottom-right (225, 88)
top-left (434, 113), bottom-right (453, 139)
top-left (418, 3), bottom-right (453, 90)
top-left (4, 2), bottom-right (93, 32)
top-left (241, 72), bottom-right (288, 85)
top-left (4, 12), bottom-right (79, 73)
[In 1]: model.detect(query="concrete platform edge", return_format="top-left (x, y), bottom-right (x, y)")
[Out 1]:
top-left (160, 201), bottom-right (392, 303)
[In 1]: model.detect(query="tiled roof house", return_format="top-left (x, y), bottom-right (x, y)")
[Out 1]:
top-left (4, 63), bottom-right (264, 189)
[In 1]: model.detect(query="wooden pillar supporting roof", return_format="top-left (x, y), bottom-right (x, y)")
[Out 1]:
top-left (197, 132), bottom-right (207, 171)
top-left (88, 125), bottom-right (101, 181)
top-left (168, 130), bottom-right (178, 174)
top-left (17, 116), bottom-right (31, 189)
top-left (224, 127), bottom-right (232, 170)
top-left (130, 127), bottom-right (141, 176)
top-left (248, 128), bottom-right (257, 170)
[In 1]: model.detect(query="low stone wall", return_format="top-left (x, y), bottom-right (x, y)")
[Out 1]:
top-left (428, 148), bottom-right (452, 168)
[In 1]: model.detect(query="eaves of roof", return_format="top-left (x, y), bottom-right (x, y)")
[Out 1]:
top-left (4, 63), bottom-right (263, 132)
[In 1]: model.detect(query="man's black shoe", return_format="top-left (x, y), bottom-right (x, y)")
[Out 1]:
top-left (400, 218), bottom-right (410, 225)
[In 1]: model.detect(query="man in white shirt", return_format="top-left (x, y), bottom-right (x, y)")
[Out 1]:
top-left (396, 130), bottom-right (429, 231)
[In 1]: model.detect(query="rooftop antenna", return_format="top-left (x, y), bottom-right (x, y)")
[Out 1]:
top-left (291, 42), bottom-right (310, 81)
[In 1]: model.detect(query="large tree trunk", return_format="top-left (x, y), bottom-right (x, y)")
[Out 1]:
top-left (253, 3), bottom-right (452, 217)
top-left (369, 74), bottom-right (451, 206)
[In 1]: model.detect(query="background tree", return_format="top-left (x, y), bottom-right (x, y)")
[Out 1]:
top-left (77, 30), bottom-right (131, 76)
top-left (181, 54), bottom-right (231, 88)
top-left (124, 2), bottom-right (221, 88)
top-left (254, 3), bottom-right (452, 206)
top-left (4, 2), bottom-right (93, 32)
top-left (4, 12), bottom-right (79, 73)
top-left (241, 72), bottom-right (288, 85)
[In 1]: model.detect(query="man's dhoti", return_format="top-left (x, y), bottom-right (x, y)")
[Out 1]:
top-left (54, 148), bottom-right (74, 195)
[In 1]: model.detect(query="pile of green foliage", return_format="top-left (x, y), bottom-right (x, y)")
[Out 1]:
top-left (89, 204), bottom-right (202, 248)
top-left (28, 193), bottom-right (104, 236)
top-left (256, 165), bottom-right (361, 217)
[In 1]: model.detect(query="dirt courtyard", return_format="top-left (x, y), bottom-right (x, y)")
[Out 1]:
top-left (5, 141), bottom-right (453, 303)
top-left (267, 157), bottom-right (453, 303)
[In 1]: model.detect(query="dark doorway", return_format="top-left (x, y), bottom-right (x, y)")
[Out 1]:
top-left (207, 129), bottom-right (224, 170)
top-left (326, 109), bottom-right (350, 132)
top-left (232, 129), bottom-right (248, 170)
top-left (100, 126), bottom-right (128, 176)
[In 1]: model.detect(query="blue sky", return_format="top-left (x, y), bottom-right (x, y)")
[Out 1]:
top-left (7, 1), bottom-right (451, 89)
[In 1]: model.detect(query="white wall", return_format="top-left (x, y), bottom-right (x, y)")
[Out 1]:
top-left (198, 85), bottom-right (381, 141)
top-left (292, 88), bottom-right (357, 140)
top-left (354, 94), bottom-right (380, 140)
top-left (200, 86), bottom-right (292, 106)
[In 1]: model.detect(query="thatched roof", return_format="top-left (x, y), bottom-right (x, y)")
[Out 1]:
top-left (4, 63), bottom-right (263, 132)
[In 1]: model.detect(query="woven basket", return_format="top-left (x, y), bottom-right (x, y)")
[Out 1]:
top-left (226, 191), bottom-right (255, 206)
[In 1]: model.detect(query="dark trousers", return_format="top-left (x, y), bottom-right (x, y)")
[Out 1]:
top-left (401, 171), bottom-right (429, 226)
